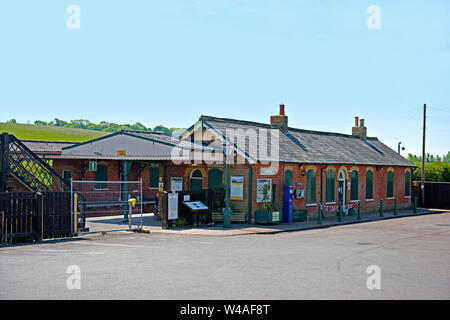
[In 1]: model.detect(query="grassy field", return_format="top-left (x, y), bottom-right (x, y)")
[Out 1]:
top-left (0, 122), bottom-right (109, 142)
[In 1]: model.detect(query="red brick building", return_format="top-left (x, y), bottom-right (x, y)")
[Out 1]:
top-left (25, 105), bottom-right (416, 222)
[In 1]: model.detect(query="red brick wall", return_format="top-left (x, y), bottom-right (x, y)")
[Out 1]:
top-left (52, 158), bottom-right (413, 220)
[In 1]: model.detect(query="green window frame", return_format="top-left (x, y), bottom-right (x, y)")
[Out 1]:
top-left (405, 171), bottom-right (411, 197)
top-left (326, 170), bottom-right (335, 203)
top-left (387, 170), bottom-right (394, 198)
top-left (190, 169), bottom-right (203, 190)
top-left (366, 170), bottom-right (373, 200)
top-left (95, 164), bottom-right (107, 190)
top-left (285, 170), bottom-right (293, 187)
top-left (62, 170), bottom-right (72, 184)
top-left (350, 170), bottom-right (358, 201)
top-left (306, 170), bottom-right (316, 204)
top-left (149, 167), bottom-right (159, 189)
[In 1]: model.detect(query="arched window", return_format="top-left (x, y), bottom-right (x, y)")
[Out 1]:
top-left (350, 170), bottom-right (358, 201)
top-left (405, 171), bottom-right (411, 197)
top-left (326, 169), bottom-right (335, 203)
top-left (306, 169), bottom-right (316, 204)
top-left (285, 170), bottom-right (293, 186)
top-left (387, 170), bottom-right (394, 198)
top-left (366, 170), bottom-right (373, 200)
top-left (190, 169), bottom-right (203, 190)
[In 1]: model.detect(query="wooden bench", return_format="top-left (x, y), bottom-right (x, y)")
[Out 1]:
top-left (212, 212), bottom-right (246, 223)
top-left (293, 210), bottom-right (308, 222)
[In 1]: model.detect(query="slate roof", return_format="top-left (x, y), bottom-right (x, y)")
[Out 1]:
top-left (21, 140), bottom-right (77, 155)
top-left (199, 115), bottom-right (416, 167)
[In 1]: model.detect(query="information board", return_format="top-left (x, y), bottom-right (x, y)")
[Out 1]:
top-left (183, 201), bottom-right (209, 211)
top-left (168, 192), bottom-right (179, 220)
top-left (230, 176), bottom-right (244, 200)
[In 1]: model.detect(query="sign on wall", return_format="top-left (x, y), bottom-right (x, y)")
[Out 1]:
top-left (117, 150), bottom-right (126, 156)
top-left (230, 176), bottom-right (244, 200)
top-left (88, 161), bottom-right (97, 171)
top-left (256, 178), bottom-right (272, 203)
top-left (168, 192), bottom-right (178, 220)
top-left (170, 177), bottom-right (183, 192)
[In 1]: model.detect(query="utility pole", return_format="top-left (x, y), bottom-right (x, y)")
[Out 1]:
top-left (421, 104), bottom-right (426, 207)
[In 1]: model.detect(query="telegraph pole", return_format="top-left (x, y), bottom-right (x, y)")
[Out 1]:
top-left (421, 104), bottom-right (426, 207)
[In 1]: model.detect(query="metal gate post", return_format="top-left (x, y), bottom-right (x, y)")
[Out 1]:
top-left (70, 178), bottom-right (73, 236)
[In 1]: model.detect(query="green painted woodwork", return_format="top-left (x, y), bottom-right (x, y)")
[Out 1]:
top-left (208, 168), bottom-right (223, 189)
top-left (326, 170), bottom-right (335, 203)
top-left (190, 169), bottom-right (203, 190)
top-left (387, 171), bottom-right (394, 198)
top-left (95, 164), bottom-right (107, 189)
top-left (350, 170), bottom-right (358, 201)
top-left (405, 171), bottom-right (411, 197)
top-left (284, 170), bottom-right (293, 186)
top-left (366, 170), bottom-right (373, 199)
top-left (306, 169), bottom-right (316, 204)
top-left (149, 167), bottom-right (159, 188)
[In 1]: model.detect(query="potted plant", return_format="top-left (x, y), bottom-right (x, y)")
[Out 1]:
top-left (255, 184), bottom-right (281, 224)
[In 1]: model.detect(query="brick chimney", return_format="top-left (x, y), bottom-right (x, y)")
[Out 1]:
top-left (352, 116), bottom-right (367, 140)
top-left (270, 104), bottom-right (288, 130)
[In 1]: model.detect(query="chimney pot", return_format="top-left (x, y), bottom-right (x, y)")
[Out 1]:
top-left (279, 104), bottom-right (285, 116)
top-left (360, 119), bottom-right (365, 127)
top-left (355, 116), bottom-right (359, 127)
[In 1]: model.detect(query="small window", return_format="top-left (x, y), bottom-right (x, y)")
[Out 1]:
top-left (149, 167), bottom-right (159, 188)
top-left (95, 164), bottom-right (107, 189)
top-left (350, 170), bottom-right (358, 201)
top-left (306, 170), bottom-right (316, 204)
top-left (62, 170), bottom-right (71, 184)
top-left (405, 171), bottom-right (411, 197)
top-left (326, 170), bottom-right (335, 203)
top-left (366, 170), bottom-right (373, 199)
top-left (387, 170), bottom-right (394, 198)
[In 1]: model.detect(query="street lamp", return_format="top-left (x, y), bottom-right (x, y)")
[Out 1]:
top-left (223, 140), bottom-right (231, 228)
top-left (398, 142), bottom-right (405, 155)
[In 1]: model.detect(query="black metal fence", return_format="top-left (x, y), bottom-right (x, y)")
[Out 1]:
top-left (413, 182), bottom-right (450, 209)
top-left (0, 192), bottom-right (72, 243)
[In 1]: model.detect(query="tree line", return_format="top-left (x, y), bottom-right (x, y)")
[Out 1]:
top-left (7, 118), bottom-right (185, 136)
top-left (408, 153), bottom-right (450, 182)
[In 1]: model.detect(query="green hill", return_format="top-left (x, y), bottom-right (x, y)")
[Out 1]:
top-left (0, 122), bottom-right (109, 142)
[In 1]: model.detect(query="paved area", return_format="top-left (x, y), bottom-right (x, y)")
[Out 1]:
top-left (83, 208), bottom-right (445, 237)
top-left (0, 212), bottom-right (449, 299)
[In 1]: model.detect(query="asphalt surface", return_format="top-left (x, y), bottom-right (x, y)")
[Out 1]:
top-left (0, 212), bottom-right (449, 299)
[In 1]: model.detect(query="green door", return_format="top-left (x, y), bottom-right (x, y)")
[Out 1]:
top-left (208, 168), bottom-right (223, 189)
top-left (190, 170), bottom-right (203, 190)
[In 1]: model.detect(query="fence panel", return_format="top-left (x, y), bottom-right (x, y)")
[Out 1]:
top-left (413, 182), bottom-right (450, 209)
top-left (42, 192), bottom-right (71, 239)
top-left (0, 192), bottom-right (37, 242)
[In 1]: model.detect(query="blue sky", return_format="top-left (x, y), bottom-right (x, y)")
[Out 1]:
top-left (0, 0), bottom-right (449, 156)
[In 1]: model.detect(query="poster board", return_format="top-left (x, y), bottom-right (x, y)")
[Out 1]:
top-left (230, 176), bottom-right (244, 200)
top-left (170, 177), bottom-right (183, 192)
top-left (256, 178), bottom-right (272, 203)
top-left (168, 192), bottom-right (179, 220)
